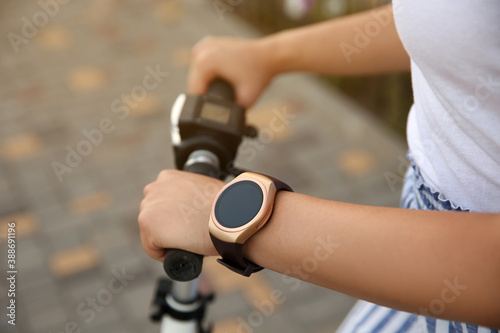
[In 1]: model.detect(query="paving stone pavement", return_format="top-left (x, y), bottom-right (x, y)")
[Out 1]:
top-left (0, 0), bottom-right (408, 332)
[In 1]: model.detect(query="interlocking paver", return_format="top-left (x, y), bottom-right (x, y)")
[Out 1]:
top-left (67, 66), bottom-right (110, 93)
top-left (68, 191), bottom-right (113, 215)
top-left (36, 24), bottom-right (72, 51)
top-left (48, 245), bottom-right (101, 278)
top-left (0, 211), bottom-right (39, 239)
top-left (1, 133), bottom-right (42, 162)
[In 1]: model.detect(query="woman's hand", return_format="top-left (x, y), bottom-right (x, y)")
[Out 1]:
top-left (138, 169), bottom-right (225, 261)
top-left (188, 36), bottom-right (276, 108)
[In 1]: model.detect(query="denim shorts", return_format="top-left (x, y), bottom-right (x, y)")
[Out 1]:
top-left (337, 153), bottom-right (497, 333)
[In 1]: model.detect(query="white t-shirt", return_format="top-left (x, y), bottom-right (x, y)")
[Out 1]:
top-left (394, 0), bottom-right (500, 213)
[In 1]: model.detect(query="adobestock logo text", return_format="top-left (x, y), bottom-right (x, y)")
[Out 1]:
top-left (7, 0), bottom-right (73, 54)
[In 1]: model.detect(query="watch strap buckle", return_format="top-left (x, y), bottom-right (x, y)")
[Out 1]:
top-left (216, 258), bottom-right (263, 277)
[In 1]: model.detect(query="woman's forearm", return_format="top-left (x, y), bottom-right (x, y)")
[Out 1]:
top-left (263, 4), bottom-right (410, 76)
top-left (244, 191), bottom-right (500, 328)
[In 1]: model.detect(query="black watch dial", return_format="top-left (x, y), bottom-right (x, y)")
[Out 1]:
top-left (214, 180), bottom-right (264, 228)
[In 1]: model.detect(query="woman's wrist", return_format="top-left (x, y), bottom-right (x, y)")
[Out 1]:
top-left (242, 190), bottom-right (302, 274)
top-left (258, 31), bottom-right (296, 76)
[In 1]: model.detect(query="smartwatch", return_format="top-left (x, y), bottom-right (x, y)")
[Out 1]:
top-left (208, 172), bottom-right (293, 277)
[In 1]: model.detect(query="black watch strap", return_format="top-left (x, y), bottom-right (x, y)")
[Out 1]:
top-left (265, 175), bottom-right (293, 193)
top-left (210, 234), bottom-right (264, 277)
top-left (211, 175), bottom-right (292, 277)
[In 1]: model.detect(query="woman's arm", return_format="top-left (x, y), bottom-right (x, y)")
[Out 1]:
top-left (245, 191), bottom-right (500, 328)
top-left (188, 4), bottom-right (409, 107)
top-left (139, 171), bottom-right (500, 328)
top-left (266, 4), bottom-right (410, 75)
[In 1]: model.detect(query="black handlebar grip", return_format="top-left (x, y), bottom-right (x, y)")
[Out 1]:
top-left (163, 249), bottom-right (203, 282)
top-left (206, 78), bottom-right (235, 102)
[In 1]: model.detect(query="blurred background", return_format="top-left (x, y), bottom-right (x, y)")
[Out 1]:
top-left (0, 0), bottom-right (409, 332)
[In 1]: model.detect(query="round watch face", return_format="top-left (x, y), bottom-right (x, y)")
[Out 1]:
top-left (214, 180), bottom-right (264, 228)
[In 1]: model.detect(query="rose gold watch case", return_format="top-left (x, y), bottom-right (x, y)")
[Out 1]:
top-left (209, 172), bottom-right (277, 244)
